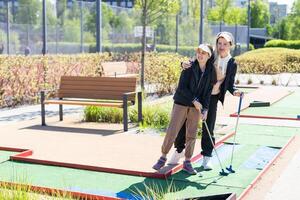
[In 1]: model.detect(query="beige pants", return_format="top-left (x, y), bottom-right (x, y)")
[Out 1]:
top-left (161, 103), bottom-right (200, 159)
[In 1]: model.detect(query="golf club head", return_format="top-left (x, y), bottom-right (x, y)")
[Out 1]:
top-left (219, 169), bottom-right (228, 176)
top-left (226, 165), bottom-right (236, 173)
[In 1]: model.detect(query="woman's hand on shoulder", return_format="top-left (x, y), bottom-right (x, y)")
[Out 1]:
top-left (181, 61), bottom-right (192, 70)
top-left (181, 58), bottom-right (195, 70)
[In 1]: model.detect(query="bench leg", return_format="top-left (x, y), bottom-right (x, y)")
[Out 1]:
top-left (59, 98), bottom-right (63, 121)
top-left (138, 91), bottom-right (143, 123)
top-left (123, 95), bottom-right (128, 132)
top-left (41, 91), bottom-right (46, 126)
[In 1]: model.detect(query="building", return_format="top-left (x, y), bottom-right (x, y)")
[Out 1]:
top-left (269, 2), bottom-right (287, 24)
top-left (66, 0), bottom-right (134, 8)
top-left (208, 0), bottom-right (269, 8)
top-left (210, 25), bottom-right (272, 49)
top-left (103, 0), bottom-right (134, 8)
top-left (235, 0), bottom-right (247, 7)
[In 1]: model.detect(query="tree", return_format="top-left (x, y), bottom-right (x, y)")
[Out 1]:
top-left (207, 0), bottom-right (232, 24)
top-left (268, 0), bottom-right (300, 40)
top-left (289, 0), bottom-right (300, 39)
top-left (56, 0), bottom-right (67, 26)
top-left (134, 0), bottom-right (180, 90)
top-left (224, 7), bottom-right (247, 25)
top-left (86, 3), bottom-right (115, 38)
top-left (68, 1), bottom-right (80, 20)
top-left (270, 18), bottom-right (291, 39)
top-left (250, 0), bottom-right (270, 28)
top-left (15, 0), bottom-right (41, 25)
top-left (180, 0), bottom-right (200, 19)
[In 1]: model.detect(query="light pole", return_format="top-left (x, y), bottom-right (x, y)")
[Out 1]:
top-left (247, 0), bottom-right (251, 50)
top-left (80, 0), bottom-right (83, 53)
top-left (5, 0), bottom-right (10, 54)
top-left (199, 0), bottom-right (204, 44)
top-left (42, 0), bottom-right (47, 55)
top-left (175, 14), bottom-right (179, 52)
top-left (96, 0), bottom-right (102, 53)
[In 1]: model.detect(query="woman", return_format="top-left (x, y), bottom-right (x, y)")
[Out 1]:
top-left (169, 32), bottom-right (243, 170)
top-left (152, 44), bottom-right (217, 175)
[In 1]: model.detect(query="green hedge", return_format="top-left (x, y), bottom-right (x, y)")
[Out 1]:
top-left (264, 40), bottom-right (300, 49)
top-left (90, 43), bottom-right (195, 56)
top-left (35, 42), bottom-right (254, 57)
top-left (94, 43), bottom-right (253, 57)
top-left (0, 52), bottom-right (186, 107)
top-left (0, 53), bottom-right (112, 107)
top-left (236, 48), bottom-right (300, 74)
top-left (84, 104), bottom-right (171, 130)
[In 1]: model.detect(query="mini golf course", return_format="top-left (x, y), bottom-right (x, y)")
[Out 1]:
top-left (0, 89), bottom-right (300, 199)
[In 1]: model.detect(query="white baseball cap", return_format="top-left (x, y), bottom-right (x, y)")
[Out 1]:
top-left (216, 31), bottom-right (234, 45)
top-left (196, 44), bottom-right (212, 57)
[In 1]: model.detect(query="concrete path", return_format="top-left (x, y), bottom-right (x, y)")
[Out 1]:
top-left (265, 147), bottom-right (300, 200)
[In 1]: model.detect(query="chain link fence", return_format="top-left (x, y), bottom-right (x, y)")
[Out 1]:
top-left (0, 0), bottom-right (249, 56)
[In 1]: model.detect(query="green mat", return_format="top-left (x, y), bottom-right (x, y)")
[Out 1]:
top-left (226, 134), bottom-right (290, 147)
top-left (241, 91), bottom-right (300, 118)
top-left (0, 125), bottom-right (297, 199)
top-left (171, 144), bottom-right (269, 188)
top-left (234, 124), bottom-right (300, 137)
top-left (0, 151), bottom-right (16, 163)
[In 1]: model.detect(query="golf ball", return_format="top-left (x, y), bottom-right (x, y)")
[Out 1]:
top-left (213, 178), bottom-right (217, 183)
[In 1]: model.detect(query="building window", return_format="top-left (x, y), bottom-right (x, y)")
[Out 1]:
top-left (120, 1), bottom-right (126, 7)
top-left (127, 1), bottom-right (133, 7)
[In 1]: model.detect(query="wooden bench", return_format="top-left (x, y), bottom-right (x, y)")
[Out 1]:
top-left (40, 76), bottom-right (142, 131)
top-left (101, 61), bottom-right (138, 78)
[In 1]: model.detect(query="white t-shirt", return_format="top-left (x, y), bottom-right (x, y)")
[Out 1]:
top-left (212, 54), bottom-right (232, 95)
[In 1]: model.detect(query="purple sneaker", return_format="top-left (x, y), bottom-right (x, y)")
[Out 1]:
top-left (152, 156), bottom-right (167, 170)
top-left (183, 160), bottom-right (197, 175)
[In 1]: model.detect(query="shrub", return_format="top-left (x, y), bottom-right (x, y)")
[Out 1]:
top-left (236, 48), bottom-right (300, 74)
top-left (84, 104), bottom-right (171, 130)
top-left (264, 40), bottom-right (300, 49)
top-left (0, 53), bottom-right (112, 107)
top-left (0, 52), bottom-right (186, 107)
top-left (144, 52), bottom-right (187, 95)
top-left (247, 78), bottom-right (253, 85)
top-left (89, 43), bottom-right (195, 56)
top-left (84, 106), bottom-right (123, 123)
top-left (260, 80), bottom-right (264, 85)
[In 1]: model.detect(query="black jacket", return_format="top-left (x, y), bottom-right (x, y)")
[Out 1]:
top-left (219, 57), bottom-right (238, 104)
top-left (173, 60), bottom-right (214, 110)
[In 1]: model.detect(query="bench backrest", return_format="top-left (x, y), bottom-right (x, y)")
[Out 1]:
top-left (101, 61), bottom-right (127, 76)
top-left (58, 76), bottom-right (137, 101)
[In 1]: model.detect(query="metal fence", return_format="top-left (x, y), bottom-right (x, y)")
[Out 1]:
top-left (0, 0), bottom-right (249, 56)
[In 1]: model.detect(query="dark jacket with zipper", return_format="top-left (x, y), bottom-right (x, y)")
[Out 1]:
top-left (218, 57), bottom-right (238, 104)
top-left (173, 60), bottom-right (214, 110)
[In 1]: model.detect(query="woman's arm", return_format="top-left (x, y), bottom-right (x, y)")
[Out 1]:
top-left (176, 68), bottom-right (196, 103)
top-left (228, 62), bottom-right (238, 95)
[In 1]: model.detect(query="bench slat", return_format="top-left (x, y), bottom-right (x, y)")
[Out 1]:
top-left (61, 80), bottom-right (136, 87)
top-left (58, 91), bottom-right (135, 101)
top-left (60, 84), bottom-right (135, 92)
top-left (44, 100), bottom-right (130, 107)
top-left (61, 76), bottom-right (136, 83)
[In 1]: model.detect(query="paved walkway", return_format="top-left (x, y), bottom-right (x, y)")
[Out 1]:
top-left (0, 104), bottom-right (83, 125)
top-left (265, 146), bottom-right (300, 200)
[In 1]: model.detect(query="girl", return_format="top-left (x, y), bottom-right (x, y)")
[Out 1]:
top-left (152, 44), bottom-right (217, 175)
top-left (169, 32), bottom-right (243, 170)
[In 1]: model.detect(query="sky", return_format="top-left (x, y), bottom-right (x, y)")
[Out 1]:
top-left (269, 0), bottom-right (296, 13)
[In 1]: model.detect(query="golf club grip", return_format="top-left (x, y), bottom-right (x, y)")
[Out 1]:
top-left (237, 92), bottom-right (244, 115)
